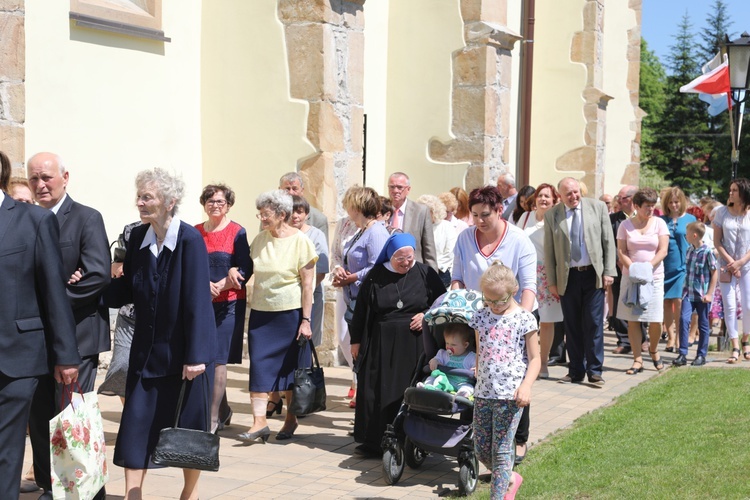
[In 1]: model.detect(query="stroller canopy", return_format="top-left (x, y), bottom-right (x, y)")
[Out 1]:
top-left (424, 289), bottom-right (483, 326)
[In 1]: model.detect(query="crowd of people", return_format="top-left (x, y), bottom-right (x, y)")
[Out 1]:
top-left (1, 147), bottom-right (746, 500)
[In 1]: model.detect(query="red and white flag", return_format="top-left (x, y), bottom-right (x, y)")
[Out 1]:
top-left (680, 53), bottom-right (731, 116)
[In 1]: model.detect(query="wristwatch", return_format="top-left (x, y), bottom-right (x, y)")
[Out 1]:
top-left (302, 317), bottom-right (311, 322)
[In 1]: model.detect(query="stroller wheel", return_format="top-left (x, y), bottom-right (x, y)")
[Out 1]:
top-left (404, 437), bottom-right (427, 469)
top-left (382, 443), bottom-right (405, 485)
top-left (458, 453), bottom-right (479, 495)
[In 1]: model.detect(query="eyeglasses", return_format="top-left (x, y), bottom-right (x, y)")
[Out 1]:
top-left (388, 185), bottom-right (409, 191)
top-left (393, 255), bottom-right (415, 264)
top-left (482, 292), bottom-right (513, 307)
top-left (256, 212), bottom-right (274, 220)
top-left (206, 199), bottom-right (227, 207)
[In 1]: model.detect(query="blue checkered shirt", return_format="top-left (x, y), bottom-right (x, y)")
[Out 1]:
top-left (684, 244), bottom-right (717, 301)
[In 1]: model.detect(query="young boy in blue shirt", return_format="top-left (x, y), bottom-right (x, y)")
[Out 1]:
top-left (674, 221), bottom-right (718, 367)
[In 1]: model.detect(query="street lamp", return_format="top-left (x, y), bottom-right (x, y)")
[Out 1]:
top-left (724, 31), bottom-right (750, 179)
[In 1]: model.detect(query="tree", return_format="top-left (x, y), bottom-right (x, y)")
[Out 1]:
top-left (638, 38), bottom-right (669, 188)
top-left (697, 0), bottom-right (734, 195)
top-left (651, 12), bottom-right (712, 195)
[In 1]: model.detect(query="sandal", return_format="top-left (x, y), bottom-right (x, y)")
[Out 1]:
top-left (742, 341), bottom-right (750, 360)
top-left (727, 348), bottom-right (741, 364)
top-left (626, 361), bottom-right (644, 375)
top-left (649, 351), bottom-right (664, 371)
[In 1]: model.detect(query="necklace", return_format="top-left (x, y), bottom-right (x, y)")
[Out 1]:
top-left (394, 269), bottom-right (410, 309)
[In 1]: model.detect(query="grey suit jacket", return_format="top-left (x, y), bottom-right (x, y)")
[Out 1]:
top-left (307, 206), bottom-right (329, 244)
top-left (56, 195), bottom-right (111, 358)
top-left (400, 200), bottom-right (438, 271)
top-left (543, 198), bottom-right (616, 295)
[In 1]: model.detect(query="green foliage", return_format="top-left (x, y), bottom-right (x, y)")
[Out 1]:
top-left (651, 13), bottom-right (713, 194)
top-left (639, 38), bottom-right (668, 186)
top-left (470, 369), bottom-right (750, 499)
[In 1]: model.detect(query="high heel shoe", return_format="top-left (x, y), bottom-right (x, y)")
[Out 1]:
top-left (649, 351), bottom-right (664, 371)
top-left (625, 361), bottom-right (644, 375)
top-left (266, 399), bottom-right (282, 417)
top-left (238, 426), bottom-right (271, 443)
top-left (276, 422), bottom-right (298, 440)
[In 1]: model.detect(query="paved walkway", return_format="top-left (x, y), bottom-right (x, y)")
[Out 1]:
top-left (21, 330), bottom-right (741, 499)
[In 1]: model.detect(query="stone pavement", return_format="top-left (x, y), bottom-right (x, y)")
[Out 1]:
top-left (20, 330), bottom-right (739, 499)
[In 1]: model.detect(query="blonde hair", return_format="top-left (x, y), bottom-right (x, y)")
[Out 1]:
top-left (686, 221), bottom-right (706, 239)
top-left (661, 186), bottom-right (688, 216)
top-left (416, 194), bottom-right (447, 224)
top-left (480, 261), bottom-right (518, 295)
top-left (438, 192), bottom-right (458, 213)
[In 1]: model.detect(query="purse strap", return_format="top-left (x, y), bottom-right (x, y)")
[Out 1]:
top-left (171, 375), bottom-right (211, 431)
top-left (297, 338), bottom-right (321, 370)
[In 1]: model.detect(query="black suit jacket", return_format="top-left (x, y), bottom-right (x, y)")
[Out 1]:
top-left (0, 194), bottom-right (81, 377)
top-left (55, 195), bottom-right (111, 358)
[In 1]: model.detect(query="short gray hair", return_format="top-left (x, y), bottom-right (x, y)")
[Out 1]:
top-left (27, 152), bottom-right (67, 175)
top-left (279, 172), bottom-right (303, 188)
top-left (389, 172), bottom-right (411, 186)
top-left (135, 167), bottom-right (185, 216)
top-left (416, 194), bottom-right (447, 225)
top-left (256, 189), bottom-right (293, 222)
top-left (498, 171), bottom-right (515, 188)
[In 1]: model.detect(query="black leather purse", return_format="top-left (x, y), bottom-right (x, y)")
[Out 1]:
top-left (288, 339), bottom-right (327, 416)
top-left (151, 376), bottom-right (220, 471)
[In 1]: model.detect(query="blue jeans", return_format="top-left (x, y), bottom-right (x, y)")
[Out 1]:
top-left (679, 297), bottom-right (710, 358)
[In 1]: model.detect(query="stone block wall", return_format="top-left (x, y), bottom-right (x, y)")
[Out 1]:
top-left (278, 0), bottom-right (365, 366)
top-left (556, 0), bottom-right (611, 196)
top-left (428, 0), bottom-right (521, 190)
top-left (0, 0), bottom-right (25, 172)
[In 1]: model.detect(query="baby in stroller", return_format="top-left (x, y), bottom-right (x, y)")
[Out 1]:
top-left (381, 289), bottom-right (482, 495)
top-left (417, 324), bottom-right (476, 398)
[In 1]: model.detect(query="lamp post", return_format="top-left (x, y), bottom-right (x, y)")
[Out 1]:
top-left (724, 32), bottom-right (750, 180)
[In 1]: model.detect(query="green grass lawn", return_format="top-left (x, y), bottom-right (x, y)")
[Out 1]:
top-left (471, 368), bottom-right (750, 499)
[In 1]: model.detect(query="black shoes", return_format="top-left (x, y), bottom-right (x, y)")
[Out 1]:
top-left (672, 354), bottom-right (688, 367)
top-left (586, 374), bottom-right (605, 388)
top-left (691, 356), bottom-right (707, 366)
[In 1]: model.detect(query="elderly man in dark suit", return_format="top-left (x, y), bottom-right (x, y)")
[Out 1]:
top-left (0, 184), bottom-right (80, 499)
top-left (544, 177), bottom-right (616, 387)
top-left (27, 152), bottom-right (110, 499)
top-left (387, 172), bottom-right (438, 270)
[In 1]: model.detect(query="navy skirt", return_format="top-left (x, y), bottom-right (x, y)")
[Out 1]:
top-left (113, 367), bottom-right (214, 469)
top-left (214, 299), bottom-right (246, 365)
top-left (248, 309), bottom-right (302, 392)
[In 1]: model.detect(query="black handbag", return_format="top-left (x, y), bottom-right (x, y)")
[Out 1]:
top-left (288, 339), bottom-right (327, 416)
top-left (151, 376), bottom-right (220, 472)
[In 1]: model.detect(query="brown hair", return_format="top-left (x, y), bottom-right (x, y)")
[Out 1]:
top-left (661, 187), bottom-right (688, 216)
top-left (199, 183), bottom-right (235, 207)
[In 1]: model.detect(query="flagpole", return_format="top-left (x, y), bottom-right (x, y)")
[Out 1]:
top-left (729, 91), bottom-right (739, 180)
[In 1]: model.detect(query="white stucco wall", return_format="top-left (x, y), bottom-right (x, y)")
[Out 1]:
top-left (200, 0), bottom-right (313, 238)
top-left (25, 0), bottom-right (204, 243)
top-left (528, 0), bottom-right (588, 188)
top-left (383, 0), bottom-right (468, 198)
top-left (603, 0), bottom-right (638, 195)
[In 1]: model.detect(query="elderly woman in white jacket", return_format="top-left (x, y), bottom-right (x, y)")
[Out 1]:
top-left (418, 194), bottom-right (456, 289)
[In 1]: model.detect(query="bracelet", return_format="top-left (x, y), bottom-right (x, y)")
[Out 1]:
top-left (302, 317), bottom-right (311, 322)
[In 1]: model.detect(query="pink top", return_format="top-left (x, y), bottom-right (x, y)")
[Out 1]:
top-left (617, 217), bottom-right (669, 278)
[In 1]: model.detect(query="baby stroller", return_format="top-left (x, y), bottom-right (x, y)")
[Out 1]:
top-left (381, 289), bottom-right (482, 495)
